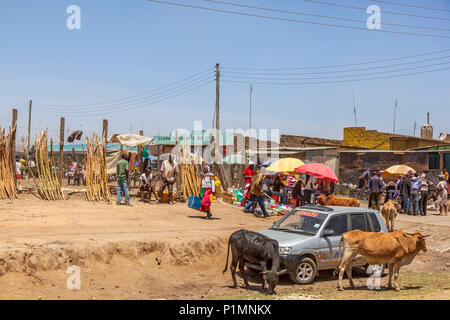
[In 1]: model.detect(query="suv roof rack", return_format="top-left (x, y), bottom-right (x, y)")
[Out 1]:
top-left (299, 205), bottom-right (334, 212)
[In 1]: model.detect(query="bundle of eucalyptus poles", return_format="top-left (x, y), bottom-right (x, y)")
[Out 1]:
top-left (85, 134), bottom-right (111, 202)
top-left (180, 146), bottom-right (201, 198)
top-left (30, 129), bottom-right (65, 200)
top-left (0, 126), bottom-right (17, 199)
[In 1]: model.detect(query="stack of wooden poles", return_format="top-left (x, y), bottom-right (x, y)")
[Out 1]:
top-left (181, 153), bottom-right (201, 198)
top-left (85, 134), bottom-right (111, 202)
top-left (31, 129), bottom-right (65, 200)
top-left (0, 126), bottom-right (17, 199)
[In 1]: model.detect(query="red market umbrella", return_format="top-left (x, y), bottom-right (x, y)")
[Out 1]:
top-left (294, 163), bottom-right (339, 183)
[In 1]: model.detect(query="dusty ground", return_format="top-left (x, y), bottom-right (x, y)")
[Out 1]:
top-left (0, 185), bottom-right (449, 300)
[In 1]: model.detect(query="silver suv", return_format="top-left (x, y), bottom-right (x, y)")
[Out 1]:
top-left (258, 205), bottom-right (388, 285)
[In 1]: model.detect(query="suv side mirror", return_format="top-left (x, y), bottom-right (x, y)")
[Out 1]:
top-left (322, 229), bottom-right (335, 237)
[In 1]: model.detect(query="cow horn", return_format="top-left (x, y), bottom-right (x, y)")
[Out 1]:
top-left (276, 269), bottom-right (288, 276)
top-left (422, 234), bottom-right (431, 237)
top-left (406, 232), bottom-right (415, 236)
top-left (260, 271), bottom-right (268, 274)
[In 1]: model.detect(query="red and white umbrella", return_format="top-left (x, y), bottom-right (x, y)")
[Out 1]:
top-left (294, 163), bottom-right (338, 183)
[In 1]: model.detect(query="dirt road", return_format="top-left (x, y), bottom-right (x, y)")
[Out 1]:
top-left (0, 192), bottom-right (449, 300)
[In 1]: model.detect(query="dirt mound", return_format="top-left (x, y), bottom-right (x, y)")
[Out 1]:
top-left (0, 237), bottom-right (227, 277)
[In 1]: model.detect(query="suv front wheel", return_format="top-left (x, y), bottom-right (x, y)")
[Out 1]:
top-left (289, 256), bottom-right (318, 284)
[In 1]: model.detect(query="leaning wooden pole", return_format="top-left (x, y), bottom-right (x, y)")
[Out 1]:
top-left (11, 109), bottom-right (17, 188)
top-left (0, 124), bottom-right (18, 199)
top-left (29, 129), bottom-right (65, 200)
top-left (58, 117), bottom-right (65, 183)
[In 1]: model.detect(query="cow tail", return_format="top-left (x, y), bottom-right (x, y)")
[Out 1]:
top-left (222, 235), bottom-right (231, 274)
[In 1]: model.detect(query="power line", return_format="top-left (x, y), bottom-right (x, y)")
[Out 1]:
top-left (304, 0), bottom-right (450, 22)
top-left (36, 73), bottom-right (214, 112)
top-left (362, 0), bottom-right (450, 14)
top-left (220, 65), bottom-right (450, 84)
top-left (35, 76), bottom-right (214, 114)
top-left (222, 54), bottom-right (450, 75)
top-left (198, 0), bottom-right (450, 32)
top-left (33, 79), bottom-right (214, 117)
top-left (35, 67), bottom-right (214, 108)
top-left (146, 0), bottom-right (450, 38)
top-left (221, 60), bottom-right (450, 80)
top-left (222, 48), bottom-right (450, 71)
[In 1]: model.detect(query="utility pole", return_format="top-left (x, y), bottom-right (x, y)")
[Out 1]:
top-left (249, 84), bottom-right (253, 130)
top-left (414, 121), bottom-right (417, 136)
top-left (11, 109), bottom-right (18, 188)
top-left (352, 91), bottom-right (358, 127)
top-left (58, 117), bottom-right (65, 183)
top-left (27, 99), bottom-right (32, 156)
top-left (393, 99), bottom-right (398, 134)
top-left (215, 63), bottom-right (220, 130)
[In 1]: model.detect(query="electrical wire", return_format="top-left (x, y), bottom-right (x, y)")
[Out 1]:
top-left (33, 79), bottom-right (214, 117)
top-left (146, 0), bottom-right (450, 38)
top-left (222, 48), bottom-right (450, 71)
top-left (221, 60), bottom-right (450, 80)
top-left (35, 67), bottom-right (214, 108)
top-left (221, 54), bottom-right (450, 75)
top-left (36, 73), bottom-right (215, 112)
top-left (360, 0), bottom-right (450, 14)
top-left (221, 65), bottom-right (450, 84)
top-left (35, 76), bottom-right (214, 114)
top-left (304, 0), bottom-right (450, 22)
top-left (198, 0), bottom-right (450, 32)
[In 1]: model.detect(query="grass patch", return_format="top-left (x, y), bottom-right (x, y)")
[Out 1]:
top-left (217, 273), bottom-right (450, 300)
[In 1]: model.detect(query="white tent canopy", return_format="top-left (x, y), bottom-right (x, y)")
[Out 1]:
top-left (108, 133), bottom-right (154, 147)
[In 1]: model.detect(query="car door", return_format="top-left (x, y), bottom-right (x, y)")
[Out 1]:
top-left (318, 214), bottom-right (349, 268)
top-left (348, 213), bottom-right (373, 267)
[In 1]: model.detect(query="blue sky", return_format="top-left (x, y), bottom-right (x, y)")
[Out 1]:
top-left (0, 0), bottom-right (449, 143)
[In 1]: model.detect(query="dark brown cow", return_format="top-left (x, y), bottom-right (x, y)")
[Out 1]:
top-left (223, 229), bottom-right (286, 294)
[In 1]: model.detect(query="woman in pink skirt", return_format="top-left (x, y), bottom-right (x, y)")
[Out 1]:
top-left (199, 165), bottom-right (215, 219)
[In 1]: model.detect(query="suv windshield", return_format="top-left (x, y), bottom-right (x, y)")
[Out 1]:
top-left (272, 209), bottom-right (327, 235)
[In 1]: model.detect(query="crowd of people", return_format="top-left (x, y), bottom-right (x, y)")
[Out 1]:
top-left (237, 163), bottom-right (335, 218)
top-left (359, 169), bottom-right (449, 216)
top-left (115, 152), bottom-right (179, 207)
top-left (14, 155), bottom-right (36, 179)
top-left (116, 152), bottom-right (218, 219)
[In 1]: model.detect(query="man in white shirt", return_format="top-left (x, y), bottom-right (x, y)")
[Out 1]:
top-left (159, 154), bottom-right (178, 204)
top-left (140, 167), bottom-right (155, 202)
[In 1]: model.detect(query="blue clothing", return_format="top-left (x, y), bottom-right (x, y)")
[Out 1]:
top-left (117, 180), bottom-right (130, 205)
top-left (410, 177), bottom-right (422, 191)
top-left (369, 176), bottom-right (383, 193)
top-left (244, 195), bottom-right (269, 217)
top-left (410, 190), bottom-right (420, 214)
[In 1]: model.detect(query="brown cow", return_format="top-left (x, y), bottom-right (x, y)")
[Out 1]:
top-left (336, 230), bottom-right (429, 291)
top-left (316, 194), bottom-right (360, 207)
top-left (381, 200), bottom-right (401, 232)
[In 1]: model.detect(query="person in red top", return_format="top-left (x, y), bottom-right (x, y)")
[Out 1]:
top-left (243, 163), bottom-right (255, 184)
top-left (240, 163), bottom-right (255, 206)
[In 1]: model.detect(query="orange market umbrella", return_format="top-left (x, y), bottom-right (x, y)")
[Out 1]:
top-left (384, 165), bottom-right (416, 176)
top-left (294, 163), bottom-right (338, 183)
